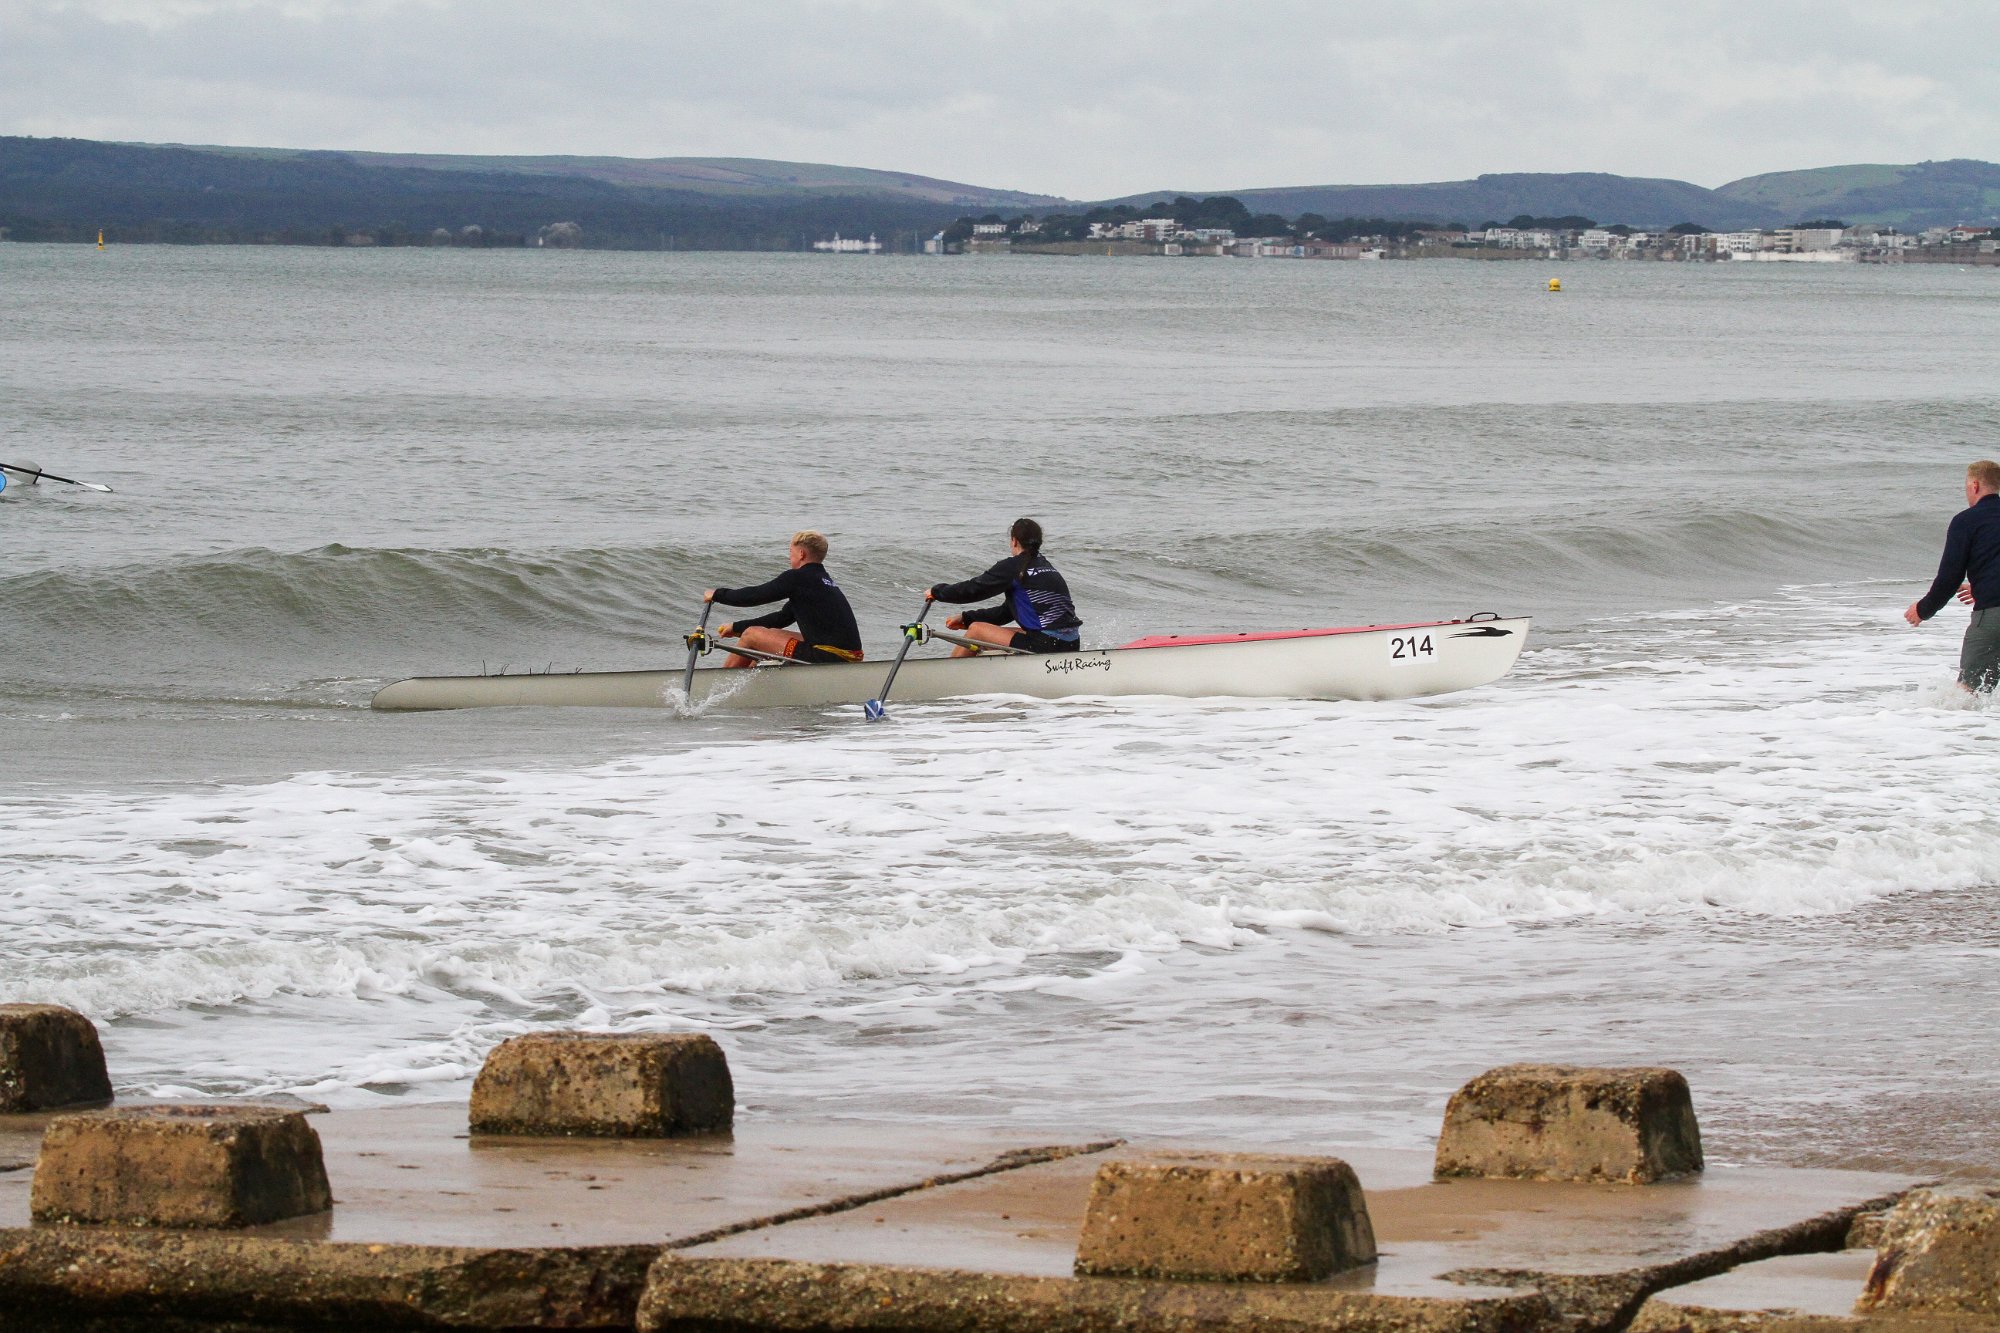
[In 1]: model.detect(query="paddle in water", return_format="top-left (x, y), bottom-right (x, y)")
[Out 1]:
top-left (0, 462), bottom-right (113, 492)
top-left (679, 602), bottom-right (715, 702)
top-left (863, 600), bottom-right (933, 720)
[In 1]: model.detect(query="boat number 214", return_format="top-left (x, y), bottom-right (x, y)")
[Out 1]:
top-left (1389, 633), bottom-right (1435, 661)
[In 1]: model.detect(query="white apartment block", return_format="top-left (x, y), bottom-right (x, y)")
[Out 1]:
top-left (1086, 218), bottom-right (1180, 242)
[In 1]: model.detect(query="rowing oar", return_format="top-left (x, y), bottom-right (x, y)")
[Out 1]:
top-left (864, 599), bottom-right (933, 720)
top-left (680, 602), bottom-right (715, 700)
top-left (0, 462), bottom-right (113, 492)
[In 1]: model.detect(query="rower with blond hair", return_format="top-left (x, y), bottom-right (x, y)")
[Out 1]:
top-left (705, 531), bottom-right (864, 668)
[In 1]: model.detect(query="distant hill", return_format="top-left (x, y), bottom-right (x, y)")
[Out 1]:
top-left (5, 136), bottom-right (1996, 249)
top-left (0, 137), bottom-right (1054, 248)
top-left (1106, 162), bottom-right (2000, 232)
top-left (148, 144), bottom-right (1061, 208)
top-left (1110, 172), bottom-right (1772, 231)
top-left (1714, 159), bottom-right (2000, 230)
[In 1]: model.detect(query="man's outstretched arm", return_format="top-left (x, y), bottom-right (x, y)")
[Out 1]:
top-left (1909, 513), bottom-right (1974, 624)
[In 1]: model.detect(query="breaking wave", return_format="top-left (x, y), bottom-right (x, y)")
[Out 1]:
top-left (0, 502), bottom-right (1940, 696)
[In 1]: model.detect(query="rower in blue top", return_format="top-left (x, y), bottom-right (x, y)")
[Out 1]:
top-left (927, 518), bottom-right (1083, 656)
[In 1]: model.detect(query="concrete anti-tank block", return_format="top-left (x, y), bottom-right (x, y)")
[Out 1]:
top-left (0, 1003), bottom-right (113, 1112)
top-left (30, 1103), bottom-right (332, 1227)
top-left (1434, 1063), bottom-right (1703, 1184)
top-left (469, 1031), bottom-right (733, 1137)
top-left (1859, 1183), bottom-right (2000, 1313)
top-left (1073, 1153), bottom-right (1376, 1282)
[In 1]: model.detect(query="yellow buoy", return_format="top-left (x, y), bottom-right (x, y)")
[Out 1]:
top-left (1547, 277), bottom-right (1561, 291)
top-left (96, 229), bottom-right (105, 251)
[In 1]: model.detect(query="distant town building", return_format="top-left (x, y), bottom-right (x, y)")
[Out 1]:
top-left (1089, 217), bottom-right (1180, 242)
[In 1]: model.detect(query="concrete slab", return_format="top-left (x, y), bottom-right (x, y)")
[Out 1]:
top-left (639, 1258), bottom-right (1556, 1333)
top-left (1640, 1250), bottom-right (1873, 1318)
top-left (1374, 1161), bottom-right (1911, 1279)
top-left (685, 1144), bottom-right (1913, 1297)
top-left (0, 1104), bottom-right (1927, 1331)
top-left (0, 1231), bottom-right (662, 1332)
top-left (0, 1103), bottom-right (1114, 1248)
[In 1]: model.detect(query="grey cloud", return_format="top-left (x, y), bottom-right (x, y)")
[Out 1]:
top-left (1, 0), bottom-right (1996, 198)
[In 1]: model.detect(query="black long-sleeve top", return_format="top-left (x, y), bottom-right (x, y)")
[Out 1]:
top-left (1916, 493), bottom-right (2000, 620)
top-left (711, 562), bottom-right (863, 653)
top-left (930, 553), bottom-right (1081, 634)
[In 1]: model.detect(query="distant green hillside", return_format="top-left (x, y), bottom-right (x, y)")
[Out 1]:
top-left (1137, 172), bottom-right (1773, 231)
top-left (1112, 161), bottom-right (2000, 232)
top-left (1714, 160), bottom-right (2000, 229)
top-left (152, 144), bottom-right (1062, 208)
top-left (0, 137), bottom-right (1022, 248)
top-left (8, 136), bottom-right (1996, 249)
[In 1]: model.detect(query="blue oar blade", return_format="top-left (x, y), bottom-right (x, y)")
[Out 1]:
top-left (863, 699), bottom-right (886, 720)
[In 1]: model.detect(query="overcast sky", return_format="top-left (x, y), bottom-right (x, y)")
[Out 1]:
top-left (3, 0), bottom-right (1994, 200)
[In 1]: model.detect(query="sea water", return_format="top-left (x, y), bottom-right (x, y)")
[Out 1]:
top-left (4, 247), bottom-right (2000, 1172)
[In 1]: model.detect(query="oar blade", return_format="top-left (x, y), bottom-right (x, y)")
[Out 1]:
top-left (863, 698), bottom-right (886, 720)
top-left (0, 462), bottom-right (112, 491)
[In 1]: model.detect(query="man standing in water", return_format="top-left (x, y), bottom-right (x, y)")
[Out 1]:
top-left (705, 531), bottom-right (864, 668)
top-left (1905, 460), bottom-right (2000, 692)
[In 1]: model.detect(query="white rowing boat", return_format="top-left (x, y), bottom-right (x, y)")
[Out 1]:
top-left (370, 615), bottom-right (1530, 712)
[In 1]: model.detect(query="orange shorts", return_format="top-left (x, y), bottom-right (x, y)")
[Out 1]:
top-left (785, 641), bottom-right (863, 665)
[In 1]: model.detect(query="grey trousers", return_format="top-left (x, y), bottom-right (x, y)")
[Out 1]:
top-left (1961, 607), bottom-right (2000, 692)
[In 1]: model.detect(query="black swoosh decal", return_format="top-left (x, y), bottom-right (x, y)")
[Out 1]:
top-left (1451, 627), bottom-right (1514, 638)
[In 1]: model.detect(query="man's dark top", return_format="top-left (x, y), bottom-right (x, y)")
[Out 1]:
top-left (930, 553), bottom-right (1082, 639)
top-left (712, 562), bottom-right (863, 654)
top-left (1916, 493), bottom-right (2000, 619)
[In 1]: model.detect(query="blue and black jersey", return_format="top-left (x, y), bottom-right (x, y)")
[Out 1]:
top-left (712, 562), bottom-right (863, 655)
top-left (1917, 493), bottom-right (2000, 619)
top-left (930, 553), bottom-right (1082, 640)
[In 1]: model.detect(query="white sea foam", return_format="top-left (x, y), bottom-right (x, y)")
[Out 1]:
top-left (3, 584), bottom-right (1997, 1129)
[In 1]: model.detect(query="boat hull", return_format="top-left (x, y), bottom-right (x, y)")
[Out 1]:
top-left (370, 618), bottom-right (1530, 712)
